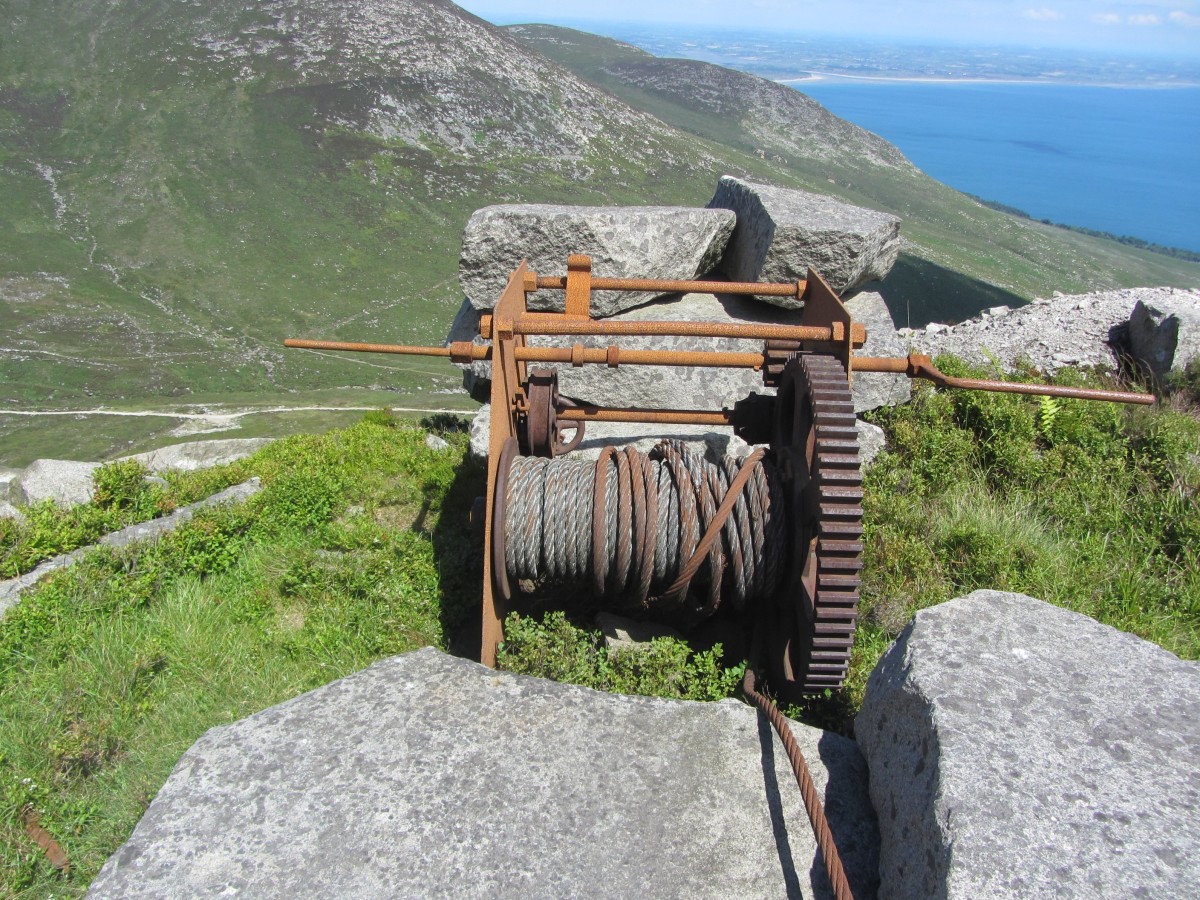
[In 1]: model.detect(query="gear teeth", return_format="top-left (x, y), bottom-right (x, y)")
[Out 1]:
top-left (783, 353), bottom-right (864, 693)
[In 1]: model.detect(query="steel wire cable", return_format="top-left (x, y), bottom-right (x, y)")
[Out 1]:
top-left (742, 668), bottom-right (855, 900)
top-left (504, 440), bottom-right (785, 616)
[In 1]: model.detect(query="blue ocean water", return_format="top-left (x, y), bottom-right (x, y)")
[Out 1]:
top-left (794, 81), bottom-right (1200, 253)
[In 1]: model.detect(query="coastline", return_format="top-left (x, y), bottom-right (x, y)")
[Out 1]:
top-left (777, 71), bottom-right (1200, 88)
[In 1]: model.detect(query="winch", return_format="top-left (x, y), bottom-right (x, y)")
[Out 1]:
top-left (286, 254), bottom-right (1153, 699)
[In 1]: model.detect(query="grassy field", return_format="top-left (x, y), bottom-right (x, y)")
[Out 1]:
top-left (1, 414), bottom-right (484, 894)
top-left (0, 384), bottom-right (477, 468)
top-left (1, 364), bottom-right (1197, 894)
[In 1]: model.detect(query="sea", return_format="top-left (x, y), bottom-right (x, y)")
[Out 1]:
top-left (583, 23), bottom-right (1200, 255)
top-left (793, 80), bottom-right (1200, 253)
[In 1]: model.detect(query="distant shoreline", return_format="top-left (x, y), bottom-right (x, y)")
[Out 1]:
top-left (778, 72), bottom-right (1200, 89)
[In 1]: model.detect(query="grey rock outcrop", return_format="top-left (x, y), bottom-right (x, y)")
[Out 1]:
top-left (856, 421), bottom-right (886, 468)
top-left (0, 501), bottom-right (26, 524)
top-left (845, 292), bottom-right (910, 412)
top-left (4, 439), bottom-right (272, 512)
top-left (0, 466), bottom-right (20, 503)
top-left (468, 403), bottom-right (491, 458)
top-left (446, 297), bottom-right (492, 399)
top-left (1129, 291), bottom-right (1200, 380)
top-left (596, 611), bottom-right (685, 652)
top-left (459, 205), bottom-right (735, 317)
top-left (125, 438), bottom-right (271, 472)
top-left (856, 590), bottom-right (1200, 899)
top-left (707, 177), bottom-right (900, 300)
top-left (88, 647), bottom-right (879, 899)
top-left (906, 286), bottom-right (1200, 377)
top-left (14, 459), bottom-right (100, 507)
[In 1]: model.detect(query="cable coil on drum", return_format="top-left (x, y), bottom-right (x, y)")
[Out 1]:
top-left (503, 440), bottom-right (787, 619)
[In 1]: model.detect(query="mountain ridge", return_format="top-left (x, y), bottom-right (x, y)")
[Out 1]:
top-left (2, 2), bottom-right (1197, 464)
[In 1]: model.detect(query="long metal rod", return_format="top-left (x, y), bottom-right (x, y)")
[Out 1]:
top-left (510, 319), bottom-right (850, 342)
top-left (557, 406), bottom-right (733, 426)
top-left (855, 355), bottom-right (1155, 406)
top-left (517, 345), bottom-right (766, 369)
top-left (283, 340), bottom-right (1155, 405)
top-left (284, 338), bottom-right (455, 357)
top-left (535, 275), bottom-right (806, 298)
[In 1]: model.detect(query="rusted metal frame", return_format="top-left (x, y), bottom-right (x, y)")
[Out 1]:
top-left (517, 345), bottom-right (767, 370)
top-left (534, 274), bottom-right (808, 299)
top-left (481, 262), bottom-right (532, 667)
top-left (798, 271), bottom-right (855, 385)
top-left (494, 316), bottom-right (866, 345)
top-left (564, 253), bottom-right (592, 318)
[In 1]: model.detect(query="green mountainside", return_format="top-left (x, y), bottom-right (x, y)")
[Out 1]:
top-left (2, 3), bottom-right (1197, 464)
top-left (508, 25), bottom-right (1200, 312)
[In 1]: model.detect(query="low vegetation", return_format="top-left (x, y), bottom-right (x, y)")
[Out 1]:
top-left (1, 413), bottom-right (480, 895)
top-left (850, 358), bottom-right (1199, 703)
top-left (497, 611), bottom-right (744, 702)
top-left (1, 364), bottom-right (1197, 895)
top-left (1, 460), bottom-right (252, 579)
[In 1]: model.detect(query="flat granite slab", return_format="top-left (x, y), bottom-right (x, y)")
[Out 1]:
top-left (87, 648), bottom-right (878, 899)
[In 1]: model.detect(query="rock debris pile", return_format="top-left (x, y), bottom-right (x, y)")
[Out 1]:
top-left (907, 285), bottom-right (1200, 378)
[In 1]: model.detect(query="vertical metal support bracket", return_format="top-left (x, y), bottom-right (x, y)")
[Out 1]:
top-left (481, 260), bottom-right (533, 667)
top-left (798, 270), bottom-right (855, 385)
top-left (564, 253), bottom-right (593, 319)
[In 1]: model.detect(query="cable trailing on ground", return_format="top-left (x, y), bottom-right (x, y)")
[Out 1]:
top-left (742, 668), bottom-right (855, 900)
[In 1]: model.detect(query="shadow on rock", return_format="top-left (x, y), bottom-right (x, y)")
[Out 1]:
top-left (876, 252), bottom-right (1027, 329)
top-left (422, 414), bottom-right (487, 660)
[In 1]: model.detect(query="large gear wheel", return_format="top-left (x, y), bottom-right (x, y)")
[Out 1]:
top-left (768, 353), bottom-right (863, 695)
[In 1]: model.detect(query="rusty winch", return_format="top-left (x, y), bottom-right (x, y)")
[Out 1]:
top-left (286, 255), bottom-right (1152, 699)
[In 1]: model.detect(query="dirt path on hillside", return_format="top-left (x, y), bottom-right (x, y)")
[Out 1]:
top-left (1, 405), bottom-right (475, 436)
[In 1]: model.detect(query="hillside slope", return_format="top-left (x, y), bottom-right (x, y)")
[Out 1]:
top-left (0, 0), bottom-right (738, 422)
top-left (508, 24), bottom-right (1200, 320)
top-left (2, 4), bottom-right (1197, 464)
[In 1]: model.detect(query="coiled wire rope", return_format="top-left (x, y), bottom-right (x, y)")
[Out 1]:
top-left (503, 440), bottom-right (785, 618)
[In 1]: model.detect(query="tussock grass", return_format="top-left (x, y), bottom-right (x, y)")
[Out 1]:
top-left (0, 414), bottom-right (480, 896)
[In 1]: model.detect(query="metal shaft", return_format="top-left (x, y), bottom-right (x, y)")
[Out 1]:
top-left (284, 339), bottom-right (1155, 405)
top-left (534, 275), bottom-right (806, 299)
top-left (557, 406), bottom-right (733, 426)
top-left (507, 319), bottom-right (858, 342)
top-left (854, 355), bottom-right (1156, 405)
top-left (283, 338), bottom-right (456, 357)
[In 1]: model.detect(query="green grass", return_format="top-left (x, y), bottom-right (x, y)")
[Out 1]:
top-left (0, 386), bottom-right (477, 469)
top-left (497, 611), bottom-right (745, 702)
top-left (0, 459), bottom-right (257, 579)
top-left (0, 414), bottom-right (483, 895)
